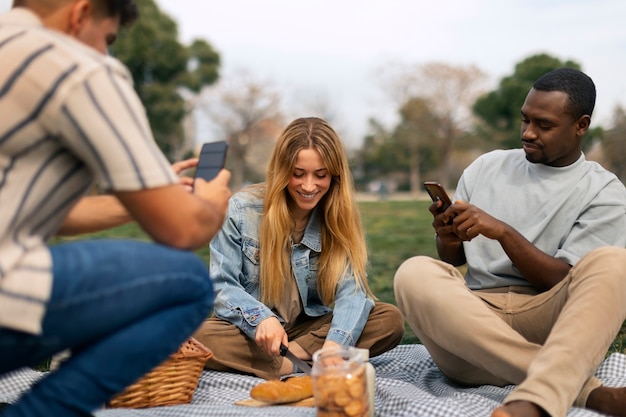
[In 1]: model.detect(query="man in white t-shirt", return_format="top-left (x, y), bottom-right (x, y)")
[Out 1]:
top-left (0, 1), bottom-right (231, 415)
top-left (394, 68), bottom-right (626, 417)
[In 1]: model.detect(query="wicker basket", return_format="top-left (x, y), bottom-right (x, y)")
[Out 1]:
top-left (107, 337), bottom-right (213, 409)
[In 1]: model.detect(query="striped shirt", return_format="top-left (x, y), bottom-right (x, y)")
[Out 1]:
top-left (0, 8), bottom-right (178, 334)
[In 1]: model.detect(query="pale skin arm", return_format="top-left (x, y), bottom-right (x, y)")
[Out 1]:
top-left (55, 194), bottom-right (133, 235)
top-left (56, 158), bottom-right (199, 236)
top-left (435, 200), bottom-right (571, 290)
top-left (57, 159), bottom-right (233, 251)
top-left (113, 169), bottom-right (231, 250)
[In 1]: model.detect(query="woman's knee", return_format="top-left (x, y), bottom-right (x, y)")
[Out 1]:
top-left (385, 308), bottom-right (405, 347)
top-left (374, 302), bottom-right (404, 340)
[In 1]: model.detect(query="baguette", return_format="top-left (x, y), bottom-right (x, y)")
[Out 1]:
top-left (250, 375), bottom-right (313, 404)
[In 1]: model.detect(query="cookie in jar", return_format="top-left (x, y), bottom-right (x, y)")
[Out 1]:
top-left (312, 347), bottom-right (370, 417)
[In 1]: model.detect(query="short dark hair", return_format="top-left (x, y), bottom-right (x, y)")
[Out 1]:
top-left (533, 68), bottom-right (596, 119)
top-left (92, 0), bottom-right (139, 27)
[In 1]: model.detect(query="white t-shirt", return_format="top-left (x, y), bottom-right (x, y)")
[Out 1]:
top-left (454, 149), bottom-right (626, 289)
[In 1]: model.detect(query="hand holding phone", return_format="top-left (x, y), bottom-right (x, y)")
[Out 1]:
top-left (195, 141), bottom-right (228, 182)
top-left (423, 181), bottom-right (452, 211)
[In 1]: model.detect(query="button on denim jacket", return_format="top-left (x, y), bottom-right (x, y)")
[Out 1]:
top-left (210, 189), bottom-right (375, 346)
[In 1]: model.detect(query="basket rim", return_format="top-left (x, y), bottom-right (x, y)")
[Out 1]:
top-left (107, 337), bottom-right (212, 409)
top-left (172, 337), bottom-right (213, 360)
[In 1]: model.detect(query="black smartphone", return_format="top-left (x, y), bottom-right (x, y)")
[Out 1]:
top-left (195, 141), bottom-right (228, 182)
top-left (423, 181), bottom-right (452, 211)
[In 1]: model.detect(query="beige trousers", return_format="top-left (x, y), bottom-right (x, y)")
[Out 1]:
top-left (193, 302), bottom-right (404, 380)
top-left (394, 246), bottom-right (626, 417)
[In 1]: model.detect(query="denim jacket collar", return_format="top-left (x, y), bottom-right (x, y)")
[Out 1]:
top-left (298, 206), bottom-right (322, 252)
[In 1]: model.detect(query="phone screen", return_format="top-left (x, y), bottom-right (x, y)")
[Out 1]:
top-left (195, 141), bottom-right (228, 181)
top-left (423, 181), bottom-right (452, 210)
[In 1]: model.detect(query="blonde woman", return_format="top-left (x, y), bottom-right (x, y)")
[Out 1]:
top-left (194, 117), bottom-right (403, 379)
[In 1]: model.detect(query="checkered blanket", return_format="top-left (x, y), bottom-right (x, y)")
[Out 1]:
top-left (1, 344), bottom-right (625, 416)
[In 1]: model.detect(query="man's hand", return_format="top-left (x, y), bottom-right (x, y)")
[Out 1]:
top-left (172, 157), bottom-right (199, 191)
top-left (447, 201), bottom-right (508, 241)
top-left (439, 200), bottom-right (571, 289)
top-left (255, 316), bottom-right (288, 357)
top-left (192, 169), bottom-right (231, 222)
top-left (114, 164), bottom-right (231, 250)
top-left (430, 200), bottom-right (463, 244)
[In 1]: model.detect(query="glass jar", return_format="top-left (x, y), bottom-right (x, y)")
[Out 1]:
top-left (311, 347), bottom-right (370, 417)
top-left (352, 348), bottom-right (375, 417)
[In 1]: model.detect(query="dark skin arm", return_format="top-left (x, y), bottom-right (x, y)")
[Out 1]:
top-left (431, 200), bottom-right (571, 290)
top-left (431, 200), bottom-right (466, 266)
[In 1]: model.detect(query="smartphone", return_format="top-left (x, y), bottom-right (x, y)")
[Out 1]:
top-left (423, 181), bottom-right (452, 211)
top-left (195, 141), bottom-right (228, 182)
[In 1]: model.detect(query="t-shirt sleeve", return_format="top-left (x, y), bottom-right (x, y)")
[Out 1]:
top-left (453, 152), bottom-right (488, 202)
top-left (53, 60), bottom-right (177, 191)
top-left (556, 179), bottom-right (626, 265)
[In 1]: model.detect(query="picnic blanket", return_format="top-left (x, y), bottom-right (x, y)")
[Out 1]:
top-left (2, 344), bottom-right (626, 416)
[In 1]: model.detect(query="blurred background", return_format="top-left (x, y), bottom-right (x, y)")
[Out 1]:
top-left (3, 0), bottom-right (625, 194)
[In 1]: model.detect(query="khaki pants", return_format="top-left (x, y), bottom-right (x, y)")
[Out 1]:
top-left (394, 246), bottom-right (626, 417)
top-left (193, 302), bottom-right (404, 380)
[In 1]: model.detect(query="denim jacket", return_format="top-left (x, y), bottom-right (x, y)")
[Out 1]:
top-left (209, 189), bottom-right (375, 346)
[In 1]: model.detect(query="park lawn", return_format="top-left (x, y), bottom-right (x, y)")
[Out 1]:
top-left (359, 200), bottom-right (438, 344)
top-left (52, 199), bottom-right (625, 352)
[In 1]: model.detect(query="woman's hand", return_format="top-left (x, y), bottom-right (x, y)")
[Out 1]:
top-left (255, 316), bottom-right (288, 357)
top-left (321, 340), bottom-right (342, 351)
top-left (316, 340), bottom-right (346, 367)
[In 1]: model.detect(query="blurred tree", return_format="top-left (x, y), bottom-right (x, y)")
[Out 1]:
top-left (354, 118), bottom-right (396, 189)
top-left (392, 98), bottom-right (440, 194)
top-left (603, 106), bottom-right (626, 182)
top-left (354, 101), bottom-right (440, 194)
top-left (109, 0), bottom-right (220, 161)
top-left (200, 70), bottom-right (284, 190)
top-left (473, 53), bottom-right (580, 150)
top-left (378, 62), bottom-right (487, 189)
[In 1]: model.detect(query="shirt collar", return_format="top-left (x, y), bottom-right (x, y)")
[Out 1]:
top-left (1, 7), bottom-right (45, 27)
top-left (298, 206), bottom-right (322, 252)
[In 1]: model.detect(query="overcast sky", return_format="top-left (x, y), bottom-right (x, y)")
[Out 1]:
top-left (3, 0), bottom-right (626, 148)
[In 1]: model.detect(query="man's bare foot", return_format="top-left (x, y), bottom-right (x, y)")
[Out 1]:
top-left (586, 386), bottom-right (626, 417)
top-left (491, 401), bottom-right (545, 417)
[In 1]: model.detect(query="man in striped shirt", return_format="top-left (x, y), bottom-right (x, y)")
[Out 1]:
top-left (0, 1), bottom-right (232, 415)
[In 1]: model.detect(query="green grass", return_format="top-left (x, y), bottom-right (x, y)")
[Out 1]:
top-left (51, 199), bottom-right (625, 353)
top-left (359, 200), bottom-right (438, 344)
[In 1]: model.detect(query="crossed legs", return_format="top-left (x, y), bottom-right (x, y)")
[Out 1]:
top-left (394, 247), bottom-right (626, 417)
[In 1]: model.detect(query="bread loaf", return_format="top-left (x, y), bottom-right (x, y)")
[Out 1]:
top-left (250, 375), bottom-right (313, 404)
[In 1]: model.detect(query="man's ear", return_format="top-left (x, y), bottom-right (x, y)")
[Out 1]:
top-left (67, 0), bottom-right (92, 36)
top-left (576, 115), bottom-right (591, 137)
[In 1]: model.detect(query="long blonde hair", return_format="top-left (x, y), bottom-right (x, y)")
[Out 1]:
top-left (258, 117), bottom-right (373, 307)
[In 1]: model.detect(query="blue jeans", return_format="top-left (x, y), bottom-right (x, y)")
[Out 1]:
top-left (0, 239), bottom-right (214, 417)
